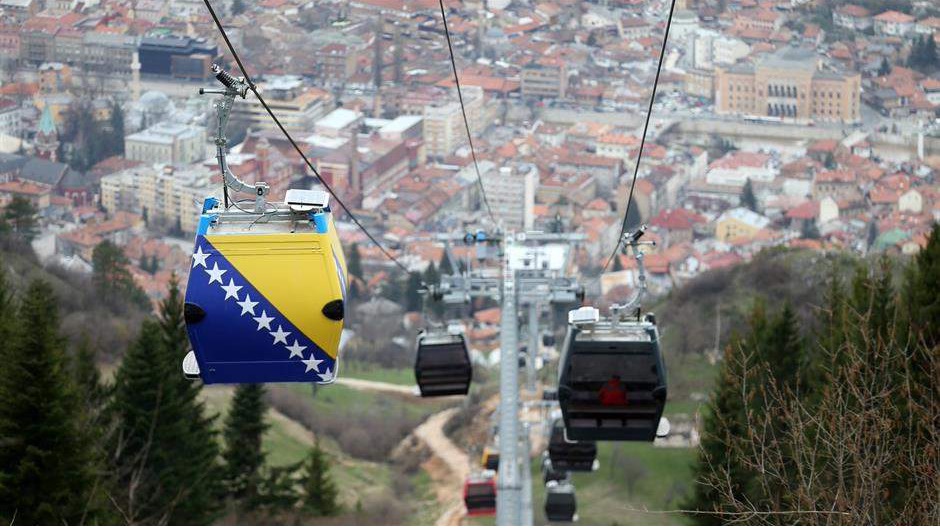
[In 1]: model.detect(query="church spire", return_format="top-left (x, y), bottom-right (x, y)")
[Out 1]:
top-left (35, 104), bottom-right (59, 161)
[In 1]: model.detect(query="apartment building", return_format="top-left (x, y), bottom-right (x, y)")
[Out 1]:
top-left (521, 63), bottom-right (568, 99)
top-left (715, 47), bottom-right (861, 123)
top-left (125, 122), bottom-right (206, 166)
top-left (481, 163), bottom-right (538, 231)
top-left (100, 164), bottom-right (215, 234)
top-left (422, 86), bottom-right (485, 159)
top-left (230, 76), bottom-right (333, 133)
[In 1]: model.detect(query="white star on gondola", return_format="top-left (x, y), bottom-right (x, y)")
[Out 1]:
top-left (253, 310), bottom-right (274, 331)
top-left (221, 278), bottom-right (242, 300)
top-left (270, 325), bottom-right (290, 345)
top-left (319, 368), bottom-right (334, 381)
top-left (237, 293), bottom-right (258, 316)
top-left (192, 246), bottom-right (210, 269)
top-left (286, 339), bottom-right (307, 359)
top-left (302, 354), bottom-right (323, 373)
top-left (204, 262), bottom-right (227, 284)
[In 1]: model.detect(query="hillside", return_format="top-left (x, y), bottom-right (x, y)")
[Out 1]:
top-left (519, 247), bottom-right (872, 526)
top-left (2, 245), bottom-right (454, 525)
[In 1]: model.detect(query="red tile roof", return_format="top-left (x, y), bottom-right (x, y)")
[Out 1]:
top-left (650, 208), bottom-right (706, 230)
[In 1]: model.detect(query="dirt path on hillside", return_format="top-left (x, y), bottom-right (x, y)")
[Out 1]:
top-left (412, 408), bottom-right (470, 526)
top-left (328, 378), bottom-right (470, 523)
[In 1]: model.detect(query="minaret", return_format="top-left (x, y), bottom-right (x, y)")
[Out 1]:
top-left (35, 104), bottom-right (59, 161)
top-left (130, 51), bottom-right (141, 102)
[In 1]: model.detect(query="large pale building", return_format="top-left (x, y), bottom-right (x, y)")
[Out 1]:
top-left (125, 122), bottom-right (206, 166)
top-left (715, 207), bottom-right (771, 242)
top-left (422, 86), bottom-right (485, 159)
top-left (480, 163), bottom-right (537, 231)
top-left (688, 29), bottom-right (750, 70)
top-left (715, 47), bottom-right (861, 123)
top-left (230, 76), bottom-right (333, 133)
top-left (100, 164), bottom-right (215, 234)
top-left (521, 63), bottom-right (568, 99)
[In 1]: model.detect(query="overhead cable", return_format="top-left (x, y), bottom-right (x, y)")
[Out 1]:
top-left (202, 0), bottom-right (410, 274)
top-left (599, 0), bottom-right (679, 276)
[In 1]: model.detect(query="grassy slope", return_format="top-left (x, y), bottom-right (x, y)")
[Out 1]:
top-left (285, 380), bottom-right (444, 421)
top-left (531, 444), bottom-right (695, 526)
top-left (340, 361), bottom-right (417, 386)
top-left (201, 385), bottom-right (393, 509)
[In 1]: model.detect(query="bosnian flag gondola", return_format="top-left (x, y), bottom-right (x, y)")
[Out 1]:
top-left (181, 65), bottom-right (347, 384)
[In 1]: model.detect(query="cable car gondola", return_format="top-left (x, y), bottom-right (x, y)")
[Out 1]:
top-left (541, 457), bottom-right (569, 485)
top-left (544, 481), bottom-right (578, 523)
top-left (557, 307), bottom-right (667, 441)
top-left (543, 333), bottom-right (556, 347)
top-left (482, 447), bottom-right (500, 471)
top-left (557, 226), bottom-right (667, 441)
top-left (463, 474), bottom-right (496, 516)
top-left (182, 66), bottom-right (346, 385)
top-left (547, 419), bottom-right (598, 472)
top-left (414, 326), bottom-right (472, 397)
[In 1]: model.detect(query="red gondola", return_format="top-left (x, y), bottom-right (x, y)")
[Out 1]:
top-left (463, 475), bottom-right (497, 517)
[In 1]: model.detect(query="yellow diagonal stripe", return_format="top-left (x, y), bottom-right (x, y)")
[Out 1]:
top-left (206, 231), bottom-right (344, 358)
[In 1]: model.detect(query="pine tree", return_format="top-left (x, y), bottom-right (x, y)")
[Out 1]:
top-left (405, 271), bottom-right (423, 312)
top-left (683, 326), bottom-right (759, 523)
top-left (108, 100), bottom-right (125, 157)
top-left (902, 223), bottom-right (940, 349)
top-left (222, 384), bottom-right (269, 509)
top-left (741, 178), bottom-right (758, 212)
top-left (71, 337), bottom-right (107, 423)
top-left (0, 262), bottom-right (13, 348)
top-left (895, 225), bottom-right (940, 523)
top-left (258, 463), bottom-right (301, 515)
top-left (92, 241), bottom-right (150, 309)
top-left (300, 441), bottom-right (339, 517)
top-left (800, 219), bottom-right (820, 239)
top-left (3, 196), bottom-right (38, 242)
top-left (760, 304), bottom-right (805, 393)
top-left (109, 280), bottom-right (222, 524)
top-left (0, 280), bottom-right (106, 524)
top-left (423, 261), bottom-right (440, 287)
top-left (878, 56), bottom-right (892, 76)
top-left (439, 252), bottom-right (454, 276)
top-left (231, 0), bottom-right (246, 15)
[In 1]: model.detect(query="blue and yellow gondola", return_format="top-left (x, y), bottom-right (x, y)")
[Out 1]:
top-left (183, 191), bottom-right (347, 384)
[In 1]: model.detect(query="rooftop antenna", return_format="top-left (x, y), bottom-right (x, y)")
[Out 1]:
top-left (199, 63), bottom-right (269, 212)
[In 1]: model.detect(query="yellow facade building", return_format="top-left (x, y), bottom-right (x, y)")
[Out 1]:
top-left (715, 47), bottom-right (861, 123)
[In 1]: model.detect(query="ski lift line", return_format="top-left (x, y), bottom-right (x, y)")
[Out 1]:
top-left (438, 0), bottom-right (497, 226)
top-left (201, 0), bottom-right (409, 274)
top-left (598, 0), bottom-right (679, 277)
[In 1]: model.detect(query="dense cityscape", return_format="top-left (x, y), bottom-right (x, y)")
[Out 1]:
top-left (0, 0), bottom-right (937, 525)
top-left (0, 0), bottom-right (935, 307)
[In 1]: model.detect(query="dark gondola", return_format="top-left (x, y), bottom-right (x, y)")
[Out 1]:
top-left (547, 419), bottom-right (597, 472)
top-left (557, 307), bottom-right (667, 441)
top-left (482, 447), bottom-right (500, 471)
top-left (544, 481), bottom-right (577, 523)
top-left (541, 457), bottom-right (568, 485)
top-left (414, 329), bottom-right (472, 397)
top-left (463, 475), bottom-right (496, 516)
